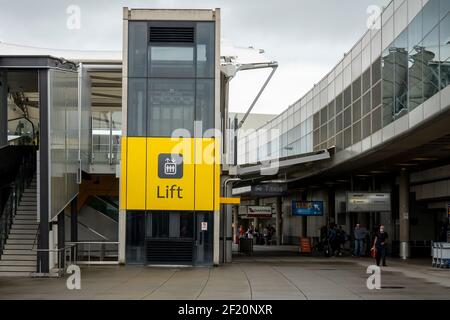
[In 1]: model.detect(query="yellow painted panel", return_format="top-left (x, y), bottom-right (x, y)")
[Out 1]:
top-left (195, 138), bottom-right (214, 211)
top-left (214, 139), bottom-right (221, 211)
top-left (146, 138), bottom-right (195, 211)
top-left (126, 137), bottom-right (147, 210)
top-left (119, 137), bottom-right (127, 210)
top-left (220, 197), bottom-right (241, 205)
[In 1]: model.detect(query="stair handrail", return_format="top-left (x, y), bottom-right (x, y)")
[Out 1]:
top-left (0, 147), bottom-right (36, 256)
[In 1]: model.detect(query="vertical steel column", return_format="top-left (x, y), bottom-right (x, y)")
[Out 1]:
top-left (37, 69), bottom-right (49, 274)
top-left (0, 71), bottom-right (7, 147)
top-left (57, 211), bottom-right (65, 269)
top-left (399, 169), bottom-right (410, 259)
top-left (70, 197), bottom-right (78, 243)
top-left (276, 196), bottom-right (282, 245)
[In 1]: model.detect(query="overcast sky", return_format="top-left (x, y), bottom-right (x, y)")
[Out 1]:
top-left (0, 0), bottom-right (389, 114)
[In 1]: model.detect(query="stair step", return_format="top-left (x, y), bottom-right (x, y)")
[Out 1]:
top-left (2, 249), bottom-right (35, 255)
top-left (6, 239), bottom-right (35, 245)
top-left (17, 208), bottom-right (37, 213)
top-left (20, 202), bottom-right (37, 207)
top-left (11, 224), bottom-right (38, 230)
top-left (16, 211), bottom-right (37, 217)
top-left (0, 271), bottom-right (32, 277)
top-left (9, 229), bottom-right (37, 235)
top-left (0, 260), bottom-right (36, 266)
top-left (8, 234), bottom-right (36, 239)
top-left (13, 216), bottom-right (38, 225)
top-left (4, 244), bottom-right (34, 250)
top-left (1, 254), bottom-right (37, 261)
top-left (0, 266), bottom-right (35, 272)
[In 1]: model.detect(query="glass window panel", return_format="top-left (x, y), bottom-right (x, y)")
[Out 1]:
top-left (335, 132), bottom-right (343, 150)
top-left (372, 81), bottom-right (382, 108)
top-left (344, 127), bottom-right (352, 148)
top-left (382, 48), bottom-right (395, 125)
top-left (313, 129), bottom-right (320, 146)
top-left (320, 125), bottom-right (327, 143)
top-left (335, 72), bottom-right (343, 94)
top-left (423, 0), bottom-right (440, 38)
top-left (353, 99), bottom-right (361, 122)
top-left (196, 79), bottom-right (214, 136)
top-left (344, 65), bottom-right (352, 88)
top-left (328, 101), bottom-right (335, 119)
top-left (336, 112), bottom-right (343, 132)
top-left (352, 76), bottom-right (361, 100)
top-left (363, 68), bottom-right (371, 93)
top-left (362, 45), bottom-right (371, 72)
top-left (352, 121), bottom-right (361, 144)
top-left (363, 90), bottom-right (371, 116)
top-left (320, 107), bottom-right (328, 125)
top-left (382, 17), bottom-right (394, 51)
top-left (372, 57), bottom-right (382, 84)
top-left (394, 1), bottom-right (408, 38)
top-left (328, 119), bottom-right (335, 138)
top-left (313, 112), bottom-right (320, 130)
top-left (128, 22), bottom-right (148, 77)
top-left (344, 87), bottom-right (352, 108)
top-left (408, 11), bottom-right (423, 53)
top-left (147, 79), bottom-right (195, 137)
top-left (126, 211), bottom-right (145, 264)
top-left (393, 31), bottom-right (408, 118)
top-left (127, 78), bottom-right (147, 136)
top-left (344, 107), bottom-right (352, 128)
top-left (372, 106), bottom-right (382, 132)
top-left (440, 14), bottom-right (450, 89)
top-left (423, 26), bottom-right (440, 101)
top-left (362, 114), bottom-right (371, 139)
top-left (335, 93), bottom-right (343, 113)
top-left (441, 0), bottom-right (450, 20)
top-left (352, 54), bottom-right (362, 80)
top-left (149, 46), bottom-right (195, 77)
top-left (371, 31), bottom-right (382, 62)
top-left (196, 22), bottom-right (215, 78)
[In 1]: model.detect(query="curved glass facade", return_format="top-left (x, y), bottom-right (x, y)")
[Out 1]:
top-left (238, 0), bottom-right (450, 165)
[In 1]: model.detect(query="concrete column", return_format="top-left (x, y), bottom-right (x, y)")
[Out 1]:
top-left (0, 71), bottom-right (7, 147)
top-left (399, 169), bottom-right (410, 259)
top-left (276, 196), bottom-right (282, 245)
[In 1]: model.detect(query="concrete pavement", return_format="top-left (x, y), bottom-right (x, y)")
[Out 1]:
top-left (0, 252), bottom-right (449, 299)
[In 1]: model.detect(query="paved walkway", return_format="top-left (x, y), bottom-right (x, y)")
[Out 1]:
top-left (0, 251), bottom-right (449, 299)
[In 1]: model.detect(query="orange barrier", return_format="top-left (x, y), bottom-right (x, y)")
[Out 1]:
top-left (299, 237), bottom-right (312, 254)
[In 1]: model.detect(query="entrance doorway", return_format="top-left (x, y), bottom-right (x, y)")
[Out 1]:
top-left (125, 211), bottom-right (214, 266)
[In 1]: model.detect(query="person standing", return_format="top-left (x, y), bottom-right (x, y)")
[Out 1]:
top-left (354, 224), bottom-right (367, 257)
top-left (372, 225), bottom-right (389, 267)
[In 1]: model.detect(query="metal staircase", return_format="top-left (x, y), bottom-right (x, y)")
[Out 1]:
top-left (0, 176), bottom-right (38, 276)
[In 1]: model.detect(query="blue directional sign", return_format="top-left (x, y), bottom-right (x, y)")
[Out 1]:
top-left (292, 201), bottom-right (324, 216)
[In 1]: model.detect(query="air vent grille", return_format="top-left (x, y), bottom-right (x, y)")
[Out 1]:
top-left (149, 27), bottom-right (195, 43)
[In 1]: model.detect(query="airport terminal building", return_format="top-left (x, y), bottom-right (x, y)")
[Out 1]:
top-left (0, 0), bottom-right (449, 277)
top-left (233, 0), bottom-right (450, 259)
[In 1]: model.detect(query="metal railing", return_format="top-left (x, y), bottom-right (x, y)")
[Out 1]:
top-left (0, 148), bottom-right (36, 256)
top-left (67, 241), bottom-right (119, 265)
top-left (35, 244), bottom-right (77, 276)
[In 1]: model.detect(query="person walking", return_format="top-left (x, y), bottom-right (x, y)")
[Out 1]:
top-left (354, 224), bottom-right (367, 257)
top-left (372, 225), bottom-right (389, 267)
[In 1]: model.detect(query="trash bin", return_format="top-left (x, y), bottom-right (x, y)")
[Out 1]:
top-left (239, 238), bottom-right (253, 255)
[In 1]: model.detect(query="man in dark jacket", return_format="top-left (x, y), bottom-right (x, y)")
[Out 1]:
top-left (372, 225), bottom-right (388, 267)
